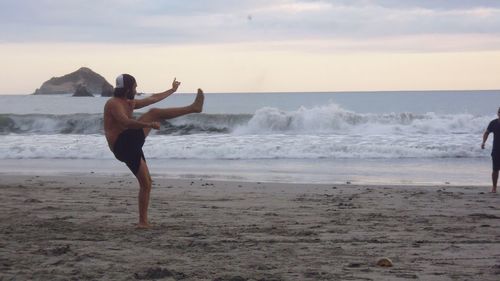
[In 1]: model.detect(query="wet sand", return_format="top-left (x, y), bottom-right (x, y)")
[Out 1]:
top-left (1, 175), bottom-right (500, 280)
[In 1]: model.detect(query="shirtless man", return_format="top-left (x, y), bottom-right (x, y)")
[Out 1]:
top-left (104, 74), bottom-right (204, 228)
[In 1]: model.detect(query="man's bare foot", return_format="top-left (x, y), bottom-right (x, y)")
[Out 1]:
top-left (491, 188), bottom-right (497, 193)
top-left (191, 88), bottom-right (204, 113)
top-left (137, 222), bottom-right (152, 229)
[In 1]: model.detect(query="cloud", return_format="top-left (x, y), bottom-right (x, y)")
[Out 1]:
top-left (1, 0), bottom-right (500, 51)
top-left (362, 0), bottom-right (500, 10)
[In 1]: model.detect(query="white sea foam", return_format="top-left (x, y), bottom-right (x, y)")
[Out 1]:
top-left (233, 103), bottom-right (488, 135)
top-left (0, 95), bottom-right (494, 161)
top-left (0, 133), bottom-right (487, 160)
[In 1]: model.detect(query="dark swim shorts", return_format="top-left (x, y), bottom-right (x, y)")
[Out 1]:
top-left (493, 154), bottom-right (500, 171)
top-left (113, 129), bottom-right (146, 175)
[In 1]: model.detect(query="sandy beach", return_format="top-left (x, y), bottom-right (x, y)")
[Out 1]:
top-left (1, 175), bottom-right (500, 281)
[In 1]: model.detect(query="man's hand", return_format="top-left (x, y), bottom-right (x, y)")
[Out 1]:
top-left (150, 122), bottom-right (161, 130)
top-left (482, 143), bottom-right (486, 149)
top-left (172, 78), bottom-right (181, 92)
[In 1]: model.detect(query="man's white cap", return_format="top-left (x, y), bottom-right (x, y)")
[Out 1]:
top-left (115, 74), bottom-right (135, 89)
top-left (115, 74), bottom-right (125, 88)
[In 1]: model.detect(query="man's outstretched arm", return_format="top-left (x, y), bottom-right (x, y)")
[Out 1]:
top-left (482, 130), bottom-right (490, 149)
top-left (135, 78), bottom-right (181, 109)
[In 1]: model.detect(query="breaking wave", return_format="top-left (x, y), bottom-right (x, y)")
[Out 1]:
top-left (0, 102), bottom-right (489, 136)
top-left (0, 102), bottom-right (489, 160)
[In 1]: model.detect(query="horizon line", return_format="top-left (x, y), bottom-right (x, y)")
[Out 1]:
top-left (2, 88), bottom-right (499, 96)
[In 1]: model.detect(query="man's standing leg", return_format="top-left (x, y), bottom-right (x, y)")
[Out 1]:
top-left (492, 170), bottom-right (498, 193)
top-left (135, 158), bottom-right (152, 228)
top-left (492, 155), bottom-right (499, 193)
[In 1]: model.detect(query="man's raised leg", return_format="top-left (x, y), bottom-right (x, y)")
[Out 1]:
top-left (135, 158), bottom-right (152, 228)
top-left (139, 89), bottom-right (204, 136)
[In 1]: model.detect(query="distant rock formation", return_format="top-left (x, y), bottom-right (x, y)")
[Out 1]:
top-left (33, 67), bottom-right (113, 97)
top-left (72, 84), bottom-right (94, 97)
top-left (101, 83), bottom-right (114, 97)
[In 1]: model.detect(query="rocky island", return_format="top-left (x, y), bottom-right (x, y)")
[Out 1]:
top-left (33, 67), bottom-right (114, 97)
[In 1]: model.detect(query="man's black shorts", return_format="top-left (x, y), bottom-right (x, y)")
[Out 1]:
top-left (113, 129), bottom-right (146, 175)
top-left (492, 154), bottom-right (500, 171)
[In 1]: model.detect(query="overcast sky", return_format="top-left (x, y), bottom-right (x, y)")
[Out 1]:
top-left (2, 0), bottom-right (500, 45)
top-left (0, 0), bottom-right (499, 93)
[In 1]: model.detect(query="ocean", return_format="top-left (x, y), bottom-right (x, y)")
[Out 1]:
top-left (0, 90), bottom-right (498, 185)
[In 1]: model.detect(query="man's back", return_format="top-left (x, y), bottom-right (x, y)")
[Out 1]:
top-left (487, 118), bottom-right (500, 155)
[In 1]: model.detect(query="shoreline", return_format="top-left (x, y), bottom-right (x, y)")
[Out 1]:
top-left (0, 157), bottom-right (491, 187)
top-left (1, 174), bottom-right (499, 280)
top-left (0, 173), bottom-right (492, 189)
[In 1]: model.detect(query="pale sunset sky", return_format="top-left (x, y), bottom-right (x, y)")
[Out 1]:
top-left (1, 0), bottom-right (499, 94)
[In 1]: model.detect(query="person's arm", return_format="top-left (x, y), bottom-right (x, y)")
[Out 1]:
top-left (109, 101), bottom-right (159, 129)
top-left (134, 78), bottom-right (181, 109)
top-left (482, 130), bottom-right (490, 149)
